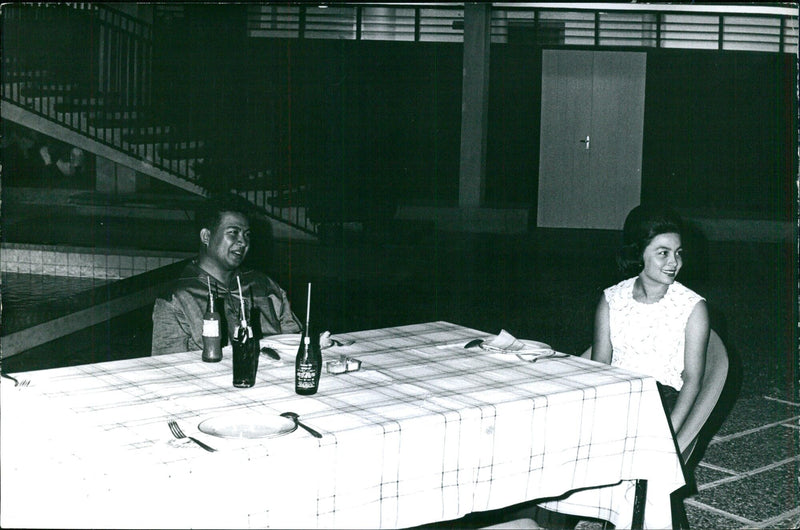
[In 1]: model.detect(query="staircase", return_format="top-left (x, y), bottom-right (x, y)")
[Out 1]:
top-left (1, 3), bottom-right (317, 237)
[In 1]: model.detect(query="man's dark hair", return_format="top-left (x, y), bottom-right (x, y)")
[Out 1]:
top-left (195, 193), bottom-right (254, 233)
top-left (616, 204), bottom-right (684, 277)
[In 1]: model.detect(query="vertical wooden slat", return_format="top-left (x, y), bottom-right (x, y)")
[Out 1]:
top-left (656, 12), bottom-right (662, 49)
top-left (594, 11), bottom-right (600, 46)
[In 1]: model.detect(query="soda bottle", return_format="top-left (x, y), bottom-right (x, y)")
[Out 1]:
top-left (202, 276), bottom-right (223, 362)
top-left (295, 283), bottom-right (321, 395)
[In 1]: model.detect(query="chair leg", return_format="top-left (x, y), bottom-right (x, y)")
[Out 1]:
top-left (671, 491), bottom-right (691, 529)
top-left (631, 479), bottom-right (648, 530)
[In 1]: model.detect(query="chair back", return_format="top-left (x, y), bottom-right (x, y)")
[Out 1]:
top-left (579, 329), bottom-right (728, 462)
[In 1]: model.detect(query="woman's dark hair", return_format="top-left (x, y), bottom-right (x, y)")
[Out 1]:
top-left (195, 193), bottom-right (254, 234)
top-left (616, 205), bottom-right (684, 276)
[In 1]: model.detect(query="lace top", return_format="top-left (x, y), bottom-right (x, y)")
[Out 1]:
top-left (605, 277), bottom-right (704, 390)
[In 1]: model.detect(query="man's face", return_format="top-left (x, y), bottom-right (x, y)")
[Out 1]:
top-left (203, 211), bottom-right (251, 271)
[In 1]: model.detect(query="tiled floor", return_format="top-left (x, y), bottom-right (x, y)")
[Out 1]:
top-left (684, 395), bottom-right (800, 529)
top-left (2, 190), bottom-right (797, 529)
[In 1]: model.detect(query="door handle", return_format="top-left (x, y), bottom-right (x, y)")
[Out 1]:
top-left (579, 135), bottom-right (590, 150)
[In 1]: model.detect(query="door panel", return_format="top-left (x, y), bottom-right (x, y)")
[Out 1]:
top-left (537, 50), bottom-right (593, 229)
top-left (537, 50), bottom-right (646, 230)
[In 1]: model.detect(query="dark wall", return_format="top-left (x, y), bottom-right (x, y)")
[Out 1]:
top-left (486, 43), bottom-right (543, 207)
top-left (252, 38), bottom-right (464, 217)
top-left (642, 50), bottom-right (796, 221)
top-left (150, 13), bottom-right (796, 221)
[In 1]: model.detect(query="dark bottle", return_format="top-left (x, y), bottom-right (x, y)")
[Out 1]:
top-left (202, 277), bottom-right (223, 362)
top-left (295, 283), bottom-right (321, 395)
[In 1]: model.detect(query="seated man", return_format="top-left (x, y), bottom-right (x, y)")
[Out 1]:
top-left (152, 194), bottom-right (302, 355)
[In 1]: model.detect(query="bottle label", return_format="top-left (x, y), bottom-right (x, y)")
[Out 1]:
top-left (203, 319), bottom-right (220, 338)
top-left (296, 363), bottom-right (317, 389)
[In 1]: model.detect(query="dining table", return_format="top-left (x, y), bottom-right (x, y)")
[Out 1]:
top-left (0, 321), bottom-right (685, 529)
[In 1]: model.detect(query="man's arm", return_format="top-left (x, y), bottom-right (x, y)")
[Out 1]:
top-left (151, 296), bottom-right (197, 355)
top-left (275, 286), bottom-right (303, 333)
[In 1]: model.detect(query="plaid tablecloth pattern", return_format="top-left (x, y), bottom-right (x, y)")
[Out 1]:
top-left (0, 321), bottom-right (684, 529)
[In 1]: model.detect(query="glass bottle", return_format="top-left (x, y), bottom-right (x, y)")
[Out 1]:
top-left (295, 283), bottom-right (321, 395)
top-left (202, 277), bottom-right (223, 362)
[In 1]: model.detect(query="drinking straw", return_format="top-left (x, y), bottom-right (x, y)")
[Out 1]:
top-left (236, 275), bottom-right (252, 338)
top-left (306, 283), bottom-right (311, 331)
top-left (237, 275), bottom-right (246, 326)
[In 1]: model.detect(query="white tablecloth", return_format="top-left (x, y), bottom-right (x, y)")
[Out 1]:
top-left (0, 321), bottom-right (684, 528)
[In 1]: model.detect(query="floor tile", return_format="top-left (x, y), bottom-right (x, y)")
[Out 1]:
top-left (767, 511), bottom-right (800, 529)
top-left (694, 464), bottom-right (736, 487)
top-left (714, 396), bottom-right (799, 437)
top-left (685, 503), bottom-right (751, 530)
top-left (703, 425), bottom-right (799, 472)
top-left (691, 462), bottom-right (799, 523)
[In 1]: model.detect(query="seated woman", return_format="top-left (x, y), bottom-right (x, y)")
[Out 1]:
top-left (593, 204), bottom-right (709, 439)
top-left (538, 205), bottom-right (709, 529)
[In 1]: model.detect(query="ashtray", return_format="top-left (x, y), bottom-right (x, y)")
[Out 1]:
top-left (325, 356), bottom-right (362, 375)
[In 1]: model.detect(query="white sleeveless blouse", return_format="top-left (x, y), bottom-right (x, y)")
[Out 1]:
top-left (604, 277), bottom-right (704, 390)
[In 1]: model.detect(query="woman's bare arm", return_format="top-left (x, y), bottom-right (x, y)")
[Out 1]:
top-left (592, 296), bottom-right (613, 364)
top-left (671, 300), bottom-right (710, 437)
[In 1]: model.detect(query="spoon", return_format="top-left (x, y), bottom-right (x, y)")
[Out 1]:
top-left (280, 412), bottom-right (322, 438)
top-left (260, 347), bottom-right (281, 360)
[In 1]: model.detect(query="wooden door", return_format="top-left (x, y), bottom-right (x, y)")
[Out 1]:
top-left (537, 50), bottom-right (646, 230)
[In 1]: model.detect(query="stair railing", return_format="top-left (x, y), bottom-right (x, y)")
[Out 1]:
top-left (2, 3), bottom-right (318, 236)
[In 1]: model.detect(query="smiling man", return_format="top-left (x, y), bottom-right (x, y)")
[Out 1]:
top-left (151, 194), bottom-right (302, 355)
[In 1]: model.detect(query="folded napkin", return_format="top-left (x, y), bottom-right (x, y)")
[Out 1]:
top-left (481, 329), bottom-right (527, 352)
top-left (481, 330), bottom-right (552, 354)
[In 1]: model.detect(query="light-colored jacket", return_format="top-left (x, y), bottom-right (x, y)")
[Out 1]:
top-left (151, 261), bottom-right (302, 355)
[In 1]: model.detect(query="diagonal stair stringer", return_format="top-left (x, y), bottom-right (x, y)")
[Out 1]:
top-left (2, 99), bottom-right (207, 197)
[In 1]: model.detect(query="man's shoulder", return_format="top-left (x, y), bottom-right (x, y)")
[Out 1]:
top-left (156, 261), bottom-right (205, 300)
top-left (239, 268), bottom-right (282, 289)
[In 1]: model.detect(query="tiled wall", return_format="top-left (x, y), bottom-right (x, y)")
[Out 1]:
top-left (0, 244), bottom-right (192, 279)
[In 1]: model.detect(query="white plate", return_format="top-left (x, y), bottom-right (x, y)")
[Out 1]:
top-left (261, 334), bottom-right (302, 348)
top-left (198, 413), bottom-right (297, 439)
top-left (480, 339), bottom-right (553, 355)
top-left (261, 333), bottom-right (338, 351)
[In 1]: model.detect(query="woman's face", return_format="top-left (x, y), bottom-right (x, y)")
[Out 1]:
top-left (640, 232), bottom-right (683, 285)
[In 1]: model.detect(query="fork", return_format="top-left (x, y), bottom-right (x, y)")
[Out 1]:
top-left (515, 352), bottom-right (570, 363)
top-left (167, 420), bottom-right (216, 452)
top-left (1, 373), bottom-right (30, 387)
